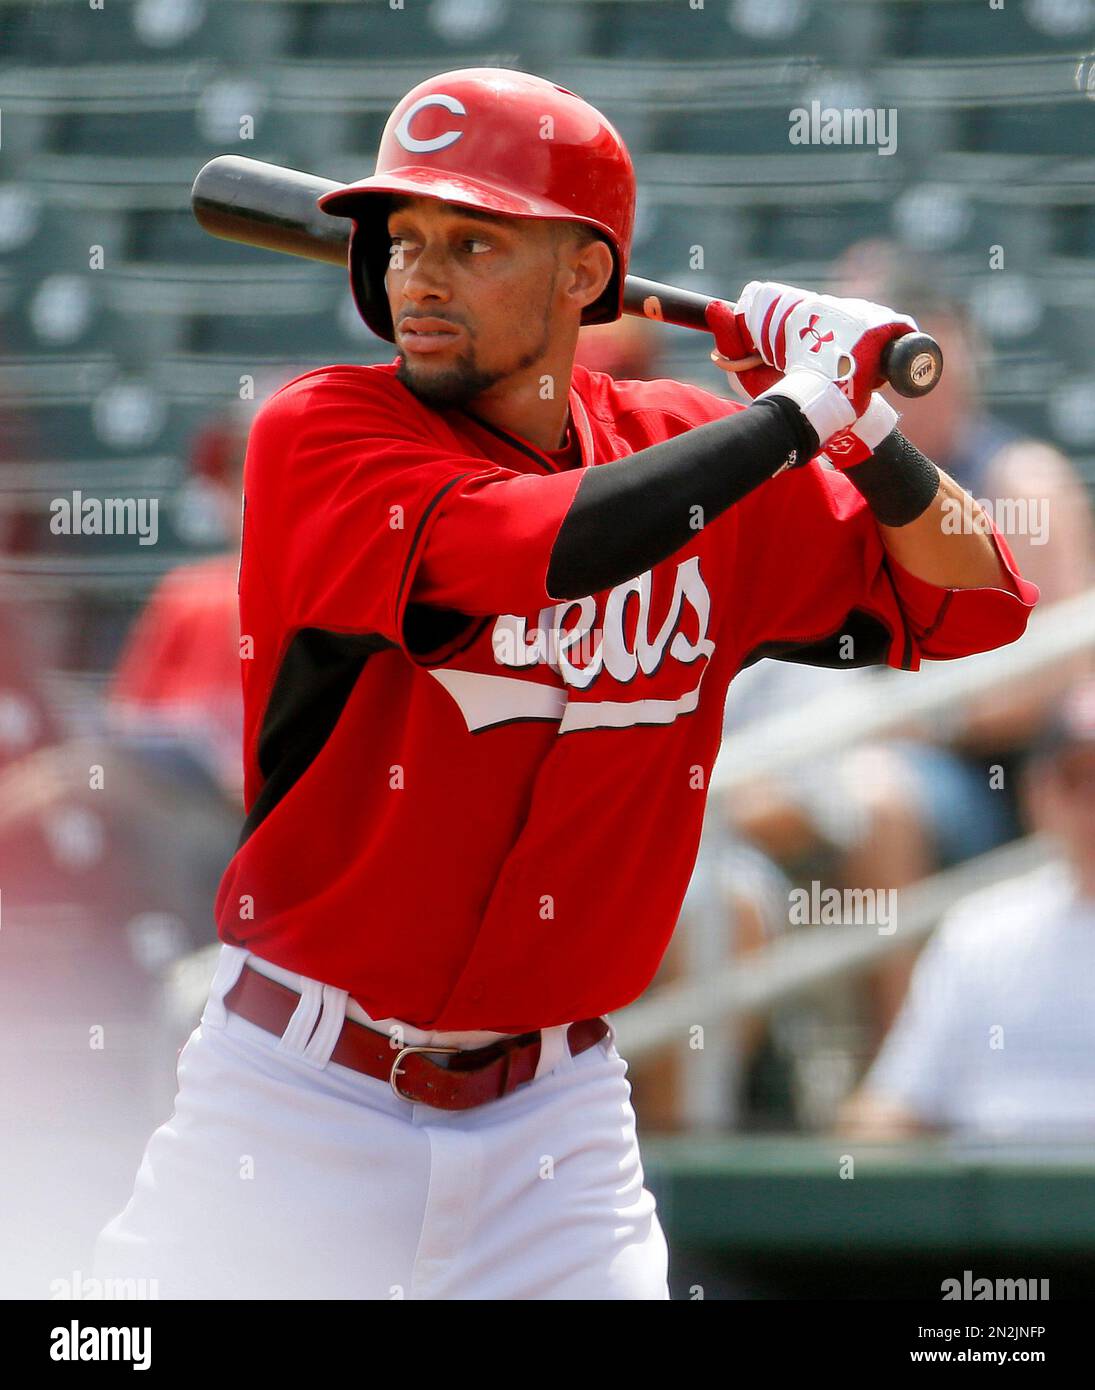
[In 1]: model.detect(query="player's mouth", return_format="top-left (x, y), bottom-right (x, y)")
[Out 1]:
top-left (397, 317), bottom-right (463, 355)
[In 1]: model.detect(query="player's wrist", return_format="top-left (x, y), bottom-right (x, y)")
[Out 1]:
top-left (843, 428), bottom-right (941, 527)
top-left (756, 369), bottom-right (856, 447)
top-left (821, 392), bottom-right (900, 470)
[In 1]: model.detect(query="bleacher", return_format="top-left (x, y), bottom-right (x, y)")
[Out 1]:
top-left (1, 0), bottom-right (1094, 671)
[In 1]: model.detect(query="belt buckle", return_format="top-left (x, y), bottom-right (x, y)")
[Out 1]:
top-left (389, 1044), bottom-right (461, 1103)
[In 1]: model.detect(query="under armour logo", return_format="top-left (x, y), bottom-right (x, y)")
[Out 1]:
top-left (799, 314), bottom-right (834, 353)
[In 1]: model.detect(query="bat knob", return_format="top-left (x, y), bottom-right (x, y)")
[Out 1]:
top-left (881, 332), bottom-right (944, 398)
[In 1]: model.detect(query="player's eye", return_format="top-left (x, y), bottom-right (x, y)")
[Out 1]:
top-left (464, 238), bottom-right (492, 254)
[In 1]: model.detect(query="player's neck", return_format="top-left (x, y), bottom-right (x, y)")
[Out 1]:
top-left (466, 353), bottom-right (574, 453)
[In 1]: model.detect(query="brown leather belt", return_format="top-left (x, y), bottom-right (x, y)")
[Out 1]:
top-left (222, 964), bottom-right (610, 1111)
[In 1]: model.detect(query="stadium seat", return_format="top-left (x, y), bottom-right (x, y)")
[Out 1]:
top-left (590, 0), bottom-right (825, 62)
top-left (291, 0), bottom-right (525, 60)
top-left (967, 102), bottom-right (1095, 159)
top-left (181, 308), bottom-right (350, 360)
top-left (890, 0), bottom-right (1095, 58)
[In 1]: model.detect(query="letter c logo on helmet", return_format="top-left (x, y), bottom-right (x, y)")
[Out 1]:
top-left (394, 94), bottom-right (467, 154)
top-left (317, 68), bottom-right (637, 344)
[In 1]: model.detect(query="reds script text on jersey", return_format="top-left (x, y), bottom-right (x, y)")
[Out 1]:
top-left (215, 362), bottom-right (1037, 1032)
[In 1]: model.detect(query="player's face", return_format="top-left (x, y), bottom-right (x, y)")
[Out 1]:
top-left (384, 197), bottom-right (585, 410)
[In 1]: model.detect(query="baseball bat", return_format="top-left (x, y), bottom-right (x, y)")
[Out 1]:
top-left (191, 155), bottom-right (943, 398)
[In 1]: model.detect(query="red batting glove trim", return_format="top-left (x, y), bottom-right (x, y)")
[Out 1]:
top-left (773, 300), bottom-right (799, 372)
top-left (760, 298), bottom-right (780, 367)
top-left (705, 298), bottom-right (782, 398)
top-left (705, 297), bottom-right (753, 358)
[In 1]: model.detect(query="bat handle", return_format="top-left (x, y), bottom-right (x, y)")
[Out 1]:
top-left (880, 332), bottom-right (943, 397)
top-left (625, 276), bottom-right (944, 397)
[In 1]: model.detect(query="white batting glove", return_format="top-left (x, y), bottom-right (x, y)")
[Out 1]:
top-left (755, 368), bottom-right (857, 448)
top-left (820, 393), bottom-right (901, 470)
top-left (737, 280), bottom-right (918, 415)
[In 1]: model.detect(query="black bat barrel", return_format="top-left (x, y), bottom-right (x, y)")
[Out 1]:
top-left (192, 155), bottom-right (350, 266)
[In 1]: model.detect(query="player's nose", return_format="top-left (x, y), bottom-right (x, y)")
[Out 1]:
top-left (399, 244), bottom-right (453, 306)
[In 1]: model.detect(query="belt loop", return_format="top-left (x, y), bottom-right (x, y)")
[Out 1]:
top-left (301, 984), bottom-right (349, 1068)
top-left (275, 977), bottom-right (324, 1057)
top-left (200, 945), bottom-right (250, 1030)
top-left (534, 1024), bottom-right (567, 1079)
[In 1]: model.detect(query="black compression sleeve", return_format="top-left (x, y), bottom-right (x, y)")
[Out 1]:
top-left (545, 396), bottom-right (818, 601)
top-left (843, 429), bottom-right (941, 527)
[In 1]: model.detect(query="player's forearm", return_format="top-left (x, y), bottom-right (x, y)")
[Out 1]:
top-left (877, 470), bottom-right (1013, 590)
top-left (544, 396), bottom-right (817, 601)
top-left (846, 431), bottom-right (1014, 592)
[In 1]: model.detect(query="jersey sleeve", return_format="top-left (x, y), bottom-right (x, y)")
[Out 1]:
top-left (726, 460), bottom-right (1039, 671)
top-left (246, 371), bottom-right (586, 663)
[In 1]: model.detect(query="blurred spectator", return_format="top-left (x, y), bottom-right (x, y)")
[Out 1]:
top-left (108, 407), bottom-right (249, 801)
top-left (109, 554), bottom-right (242, 796)
top-left (836, 680), bottom-right (1095, 1141)
top-left (0, 601), bottom-right (61, 777)
top-left (575, 314), bottom-right (663, 381)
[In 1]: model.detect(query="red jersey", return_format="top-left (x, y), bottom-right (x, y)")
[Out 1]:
top-left (215, 361), bottom-right (1038, 1032)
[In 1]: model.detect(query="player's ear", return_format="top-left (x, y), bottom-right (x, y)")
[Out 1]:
top-left (558, 231), bottom-right (614, 315)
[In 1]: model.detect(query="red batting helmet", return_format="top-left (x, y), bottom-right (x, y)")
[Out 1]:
top-left (316, 68), bottom-right (636, 342)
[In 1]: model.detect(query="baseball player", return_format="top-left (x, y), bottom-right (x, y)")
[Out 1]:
top-left (94, 68), bottom-right (1038, 1300)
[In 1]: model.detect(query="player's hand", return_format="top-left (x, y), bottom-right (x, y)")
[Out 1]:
top-left (704, 297), bottom-right (780, 399)
top-left (820, 393), bottom-right (900, 470)
top-left (707, 295), bottom-right (865, 449)
top-left (735, 281), bottom-right (918, 415)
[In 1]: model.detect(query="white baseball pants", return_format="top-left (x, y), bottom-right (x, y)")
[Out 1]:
top-left (93, 945), bottom-right (670, 1300)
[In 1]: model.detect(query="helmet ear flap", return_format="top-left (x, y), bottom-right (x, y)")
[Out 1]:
top-left (348, 200), bottom-right (398, 343)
